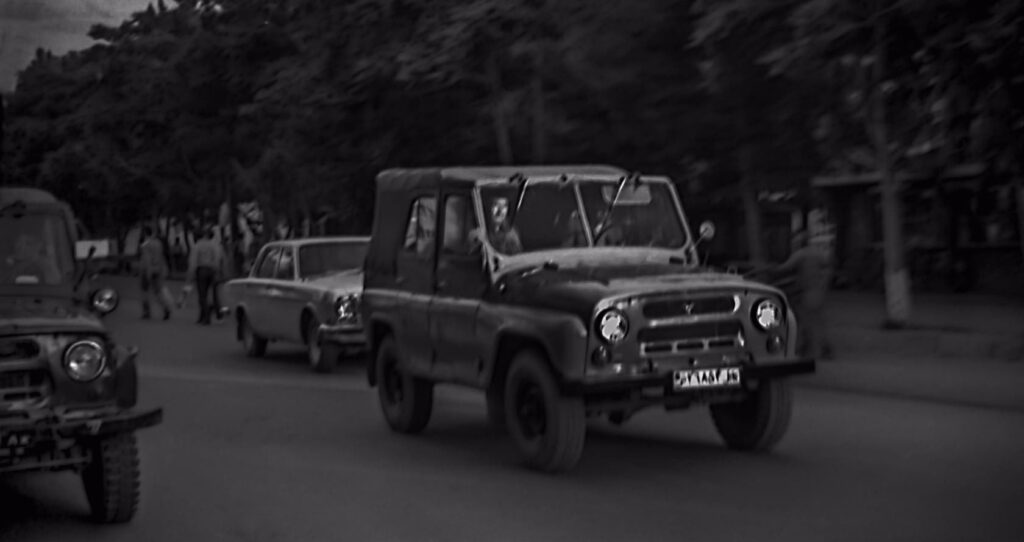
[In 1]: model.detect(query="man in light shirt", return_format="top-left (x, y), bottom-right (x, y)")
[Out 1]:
top-left (139, 226), bottom-right (173, 320)
top-left (188, 227), bottom-right (225, 325)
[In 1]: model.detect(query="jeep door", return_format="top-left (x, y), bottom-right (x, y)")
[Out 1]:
top-left (431, 190), bottom-right (486, 384)
top-left (393, 194), bottom-right (437, 374)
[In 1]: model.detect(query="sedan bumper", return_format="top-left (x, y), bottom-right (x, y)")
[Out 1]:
top-left (317, 322), bottom-right (367, 348)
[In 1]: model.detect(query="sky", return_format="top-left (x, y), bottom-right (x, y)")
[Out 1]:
top-left (0, 0), bottom-right (152, 92)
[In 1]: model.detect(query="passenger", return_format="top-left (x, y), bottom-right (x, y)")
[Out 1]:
top-left (769, 230), bottom-right (834, 359)
top-left (482, 198), bottom-right (523, 254)
top-left (139, 226), bottom-right (174, 320)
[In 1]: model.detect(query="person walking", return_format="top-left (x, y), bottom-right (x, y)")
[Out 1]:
top-left (139, 226), bottom-right (173, 320)
top-left (188, 227), bottom-right (225, 325)
top-left (769, 230), bottom-right (834, 359)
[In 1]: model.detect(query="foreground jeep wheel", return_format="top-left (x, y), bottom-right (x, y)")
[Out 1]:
top-left (306, 317), bottom-right (335, 373)
top-left (376, 336), bottom-right (433, 433)
top-left (240, 313), bottom-right (267, 358)
top-left (710, 378), bottom-right (793, 451)
top-left (504, 350), bottom-right (585, 473)
top-left (82, 433), bottom-right (140, 524)
top-left (485, 388), bottom-right (506, 433)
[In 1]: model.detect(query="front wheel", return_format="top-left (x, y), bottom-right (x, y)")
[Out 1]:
top-left (240, 313), bottom-right (267, 358)
top-left (81, 433), bottom-right (140, 524)
top-left (504, 350), bottom-right (585, 473)
top-left (710, 379), bottom-right (793, 451)
top-left (376, 336), bottom-right (433, 434)
top-left (306, 317), bottom-right (335, 373)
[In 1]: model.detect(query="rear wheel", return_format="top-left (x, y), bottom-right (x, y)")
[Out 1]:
top-left (81, 433), bottom-right (140, 524)
top-left (240, 313), bottom-right (267, 358)
top-left (376, 336), bottom-right (433, 434)
top-left (504, 349), bottom-right (585, 472)
top-left (710, 379), bottom-right (793, 451)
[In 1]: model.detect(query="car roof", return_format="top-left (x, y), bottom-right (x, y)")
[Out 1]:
top-left (375, 165), bottom-right (630, 192)
top-left (264, 236), bottom-right (371, 249)
top-left (0, 187), bottom-right (60, 205)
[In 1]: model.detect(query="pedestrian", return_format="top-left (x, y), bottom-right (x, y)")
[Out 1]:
top-left (138, 226), bottom-right (173, 320)
top-left (188, 226), bottom-right (225, 325)
top-left (769, 230), bottom-right (834, 359)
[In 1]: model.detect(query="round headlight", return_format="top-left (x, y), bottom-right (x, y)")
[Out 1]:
top-left (334, 293), bottom-right (361, 323)
top-left (64, 340), bottom-right (107, 382)
top-left (753, 299), bottom-right (782, 330)
top-left (597, 309), bottom-right (629, 343)
top-left (91, 288), bottom-right (119, 315)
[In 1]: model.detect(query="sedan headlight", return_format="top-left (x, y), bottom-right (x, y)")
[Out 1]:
top-left (63, 340), bottom-right (107, 381)
top-left (752, 299), bottom-right (783, 331)
top-left (334, 293), bottom-right (361, 324)
top-left (596, 309), bottom-right (629, 343)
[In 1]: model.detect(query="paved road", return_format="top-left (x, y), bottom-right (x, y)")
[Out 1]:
top-left (1, 309), bottom-right (1022, 541)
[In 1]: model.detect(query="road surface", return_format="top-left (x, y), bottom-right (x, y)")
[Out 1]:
top-left (2, 309), bottom-right (1022, 541)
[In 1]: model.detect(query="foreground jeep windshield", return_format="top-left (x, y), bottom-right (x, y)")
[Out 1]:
top-left (0, 214), bottom-right (74, 286)
top-left (478, 179), bottom-right (688, 254)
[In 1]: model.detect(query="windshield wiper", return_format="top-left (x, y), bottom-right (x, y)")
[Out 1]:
top-left (591, 172), bottom-right (640, 239)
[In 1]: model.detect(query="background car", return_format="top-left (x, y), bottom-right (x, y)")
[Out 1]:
top-left (222, 236), bottom-right (369, 372)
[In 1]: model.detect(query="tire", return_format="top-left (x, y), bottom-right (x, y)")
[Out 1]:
top-left (81, 433), bottom-right (140, 524)
top-left (710, 378), bottom-right (793, 451)
top-left (306, 317), bottom-right (335, 374)
top-left (486, 388), bottom-right (506, 433)
top-left (376, 336), bottom-right (433, 434)
top-left (240, 313), bottom-right (267, 358)
top-left (504, 349), bottom-right (585, 473)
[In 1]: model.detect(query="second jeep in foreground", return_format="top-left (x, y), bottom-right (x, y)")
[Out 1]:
top-left (361, 165), bottom-right (815, 472)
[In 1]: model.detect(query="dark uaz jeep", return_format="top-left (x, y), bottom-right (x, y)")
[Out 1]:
top-left (362, 166), bottom-right (815, 472)
top-left (0, 187), bottom-right (162, 522)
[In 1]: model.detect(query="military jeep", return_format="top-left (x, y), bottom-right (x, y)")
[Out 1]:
top-left (0, 187), bottom-right (162, 522)
top-left (361, 166), bottom-right (814, 472)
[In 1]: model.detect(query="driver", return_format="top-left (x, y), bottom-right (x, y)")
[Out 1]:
top-left (2, 232), bottom-right (61, 284)
top-left (478, 198), bottom-right (523, 254)
top-left (592, 209), bottom-right (625, 247)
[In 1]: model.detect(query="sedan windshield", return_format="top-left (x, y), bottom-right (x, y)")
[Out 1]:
top-left (298, 241), bottom-right (368, 279)
top-left (0, 214), bottom-right (75, 286)
top-left (478, 179), bottom-right (688, 255)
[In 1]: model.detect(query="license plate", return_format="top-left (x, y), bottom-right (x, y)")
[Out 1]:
top-left (0, 430), bottom-right (33, 452)
top-left (672, 367), bottom-right (742, 390)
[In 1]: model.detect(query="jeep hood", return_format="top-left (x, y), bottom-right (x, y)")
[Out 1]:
top-left (497, 262), bottom-right (780, 321)
top-left (0, 294), bottom-right (105, 335)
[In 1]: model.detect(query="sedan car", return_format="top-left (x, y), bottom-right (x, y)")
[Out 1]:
top-left (222, 236), bottom-right (368, 372)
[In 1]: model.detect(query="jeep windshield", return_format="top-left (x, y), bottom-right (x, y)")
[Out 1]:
top-left (478, 178), bottom-right (688, 255)
top-left (0, 214), bottom-right (75, 286)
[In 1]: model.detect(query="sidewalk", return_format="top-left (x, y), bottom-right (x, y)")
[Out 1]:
top-left (96, 273), bottom-right (1024, 411)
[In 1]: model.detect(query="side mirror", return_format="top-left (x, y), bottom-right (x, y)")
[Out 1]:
top-left (698, 221), bottom-right (716, 241)
top-left (75, 239), bottom-right (110, 261)
top-left (90, 287), bottom-right (119, 315)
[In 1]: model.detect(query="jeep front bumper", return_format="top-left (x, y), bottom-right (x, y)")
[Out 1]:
top-left (0, 407), bottom-right (163, 474)
top-left (564, 358), bottom-right (816, 396)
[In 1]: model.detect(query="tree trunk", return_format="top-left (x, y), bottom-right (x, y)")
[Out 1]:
top-left (738, 145), bottom-right (765, 265)
top-left (873, 9), bottom-right (911, 327)
top-left (487, 55), bottom-right (514, 165)
top-left (531, 52), bottom-right (546, 164)
top-left (1016, 176), bottom-right (1024, 270)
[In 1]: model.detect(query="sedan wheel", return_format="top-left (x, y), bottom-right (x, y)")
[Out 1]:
top-left (307, 317), bottom-right (335, 373)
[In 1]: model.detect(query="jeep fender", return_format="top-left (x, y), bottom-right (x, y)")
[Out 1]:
top-left (112, 344), bottom-right (139, 409)
top-left (480, 306), bottom-right (588, 390)
top-left (365, 315), bottom-right (401, 386)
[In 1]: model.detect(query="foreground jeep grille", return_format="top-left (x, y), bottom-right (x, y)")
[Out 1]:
top-left (637, 321), bottom-right (744, 356)
top-left (641, 294), bottom-right (738, 320)
top-left (0, 338), bottom-right (41, 363)
top-left (0, 370), bottom-right (51, 403)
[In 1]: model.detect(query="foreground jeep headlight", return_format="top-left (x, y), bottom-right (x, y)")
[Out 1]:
top-left (596, 309), bottom-right (629, 343)
top-left (334, 293), bottom-right (361, 324)
top-left (752, 299), bottom-right (783, 331)
top-left (64, 340), bottom-right (107, 381)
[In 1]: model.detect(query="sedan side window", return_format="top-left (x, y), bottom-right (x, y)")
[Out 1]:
top-left (277, 247), bottom-right (295, 280)
top-left (256, 248), bottom-right (281, 279)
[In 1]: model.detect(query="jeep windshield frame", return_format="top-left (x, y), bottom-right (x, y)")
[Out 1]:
top-left (0, 208), bottom-right (78, 298)
top-left (476, 174), bottom-right (696, 258)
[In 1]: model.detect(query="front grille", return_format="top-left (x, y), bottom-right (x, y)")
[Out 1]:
top-left (638, 321), bottom-right (744, 356)
top-left (0, 370), bottom-right (50, 402)
top-left (0, 338), bottom-right (41, 363)
top-left (641, 295), bottom-right (737, 320)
